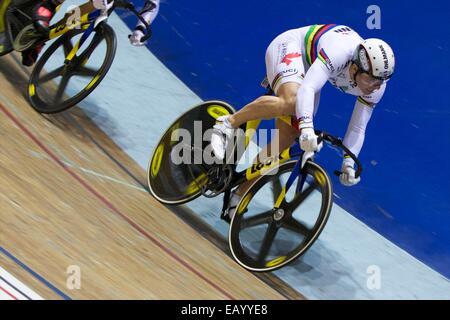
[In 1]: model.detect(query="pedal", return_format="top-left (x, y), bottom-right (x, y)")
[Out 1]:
top-left (201, 165), bottom-right (233, 198)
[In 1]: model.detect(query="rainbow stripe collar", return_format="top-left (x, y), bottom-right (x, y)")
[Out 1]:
top-left (304, 24), bottom-right (338, 65)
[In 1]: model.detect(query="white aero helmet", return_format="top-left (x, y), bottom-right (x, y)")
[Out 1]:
top-left (353, 38), bottom-right (395, 80)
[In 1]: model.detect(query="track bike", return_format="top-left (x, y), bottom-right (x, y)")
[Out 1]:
top-left (0, 0), bottom-right (151, 113)
top-left (147, 100), bottom-right (362, 272)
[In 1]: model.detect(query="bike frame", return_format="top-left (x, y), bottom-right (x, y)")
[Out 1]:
top-left (217, 115), bottom-right (361, 216)
top-left (222, 116), bottom-right (304, 214)
top-left (47, 2), bottom-right (102, 62)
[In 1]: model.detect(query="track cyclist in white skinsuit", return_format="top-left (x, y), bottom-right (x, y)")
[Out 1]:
top-left (211, 24), bottom-right (396, 219)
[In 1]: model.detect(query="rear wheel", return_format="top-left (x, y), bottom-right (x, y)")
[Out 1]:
top-left (229, 160), bottom-right (332, 272)
top-left (147, 100), bottom-right (236, 204)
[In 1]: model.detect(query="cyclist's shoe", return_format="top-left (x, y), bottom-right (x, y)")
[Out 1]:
top-left (32, 1), bottom-right (57, 34)
top-left (211, 115), bottom-right (236, 160)
top-left (21, 44), bottom-right (43, 67)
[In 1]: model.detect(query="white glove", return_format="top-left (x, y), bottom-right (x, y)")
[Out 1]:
top-left (299, 127), bottom-right (322, 153)
top-left (92, 0), bottom-right (114, 27)
top-left (129, 30), bottom-right (146, 46)
top-left (339, 158), bottom-right (361, 186)
top-left (92, 0), bottom-right (114, 11)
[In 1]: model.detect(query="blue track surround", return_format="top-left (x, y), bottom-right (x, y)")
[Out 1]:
top-left (118, 0), bottom-right (450, 278)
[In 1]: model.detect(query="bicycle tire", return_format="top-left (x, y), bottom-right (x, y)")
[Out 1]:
top-left (28, 23), bottom-right (117, 113)
top-left (229, 160), bottom-right (333, 272)
top-left (147, 100), bottom-right (236, 205)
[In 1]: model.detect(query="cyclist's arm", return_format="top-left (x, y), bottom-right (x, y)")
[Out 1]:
top-left (135, 0), bottom-right (160, 30)
top-left (296, 43), bottom-right (349, 128)
top-left (295, 60), bottom-right (329, 129)
top-left (342, 82), bottom-right (386, 158)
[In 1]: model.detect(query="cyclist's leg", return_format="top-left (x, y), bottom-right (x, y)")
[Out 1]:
top-left (33, 0), bottom-right (63, 32)
top-left (212, 34), bottom-right (304, 162)
top-left (234, 115), bottom-right (298, 197)
top-left (228, 35), bottom-right (305, 128)
top-left (228, 82), bottom-right (299, 128)
top-left (227, 36), bottom-right (305, 199)
top-left (212, 81), bottom-right (300, 160)
top-left (22, 0), bottom-right (62, 65)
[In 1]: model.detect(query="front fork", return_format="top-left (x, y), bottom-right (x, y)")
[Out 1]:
top-left (273, 153), bottom-right (305, 209)
top-left (41, 1), bottom-right (104, 65)
top-left (64, 10), bottom-right (102, 64)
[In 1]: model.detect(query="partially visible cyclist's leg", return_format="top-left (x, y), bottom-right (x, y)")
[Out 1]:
top-left (228, 35), bottom-right (304, 128)
top-left (33, 0), bottom-right (63, 32)
top-left (228, 82), bottom-right (299, 128)
top-left (225, 113), bottom-right (297, 219)
top-left (21, 0), bottom-right (63, 66)
top-left (225, 34), bottom-right (305, 213)
top-left (234, 105), bottom-right (299, 197)
top-left (257, 116), bottom-right (299, 162)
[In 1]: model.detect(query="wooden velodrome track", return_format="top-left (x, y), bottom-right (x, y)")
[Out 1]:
top-left (0, 54), bottom-right (305, 300)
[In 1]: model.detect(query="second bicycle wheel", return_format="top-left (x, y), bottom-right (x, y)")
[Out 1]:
top-left (147, 100), bottom-right (236, 205)
top-left (229, 160), bottom-right (332, 272)
top-left (28, 23), bottom-right (117, 113)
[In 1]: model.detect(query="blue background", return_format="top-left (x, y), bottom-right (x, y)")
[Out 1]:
top-left (120, 0), bottom-right (450, 277)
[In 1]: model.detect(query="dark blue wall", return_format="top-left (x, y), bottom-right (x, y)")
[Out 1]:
top-left (119, 0), bottom-right (450, 277)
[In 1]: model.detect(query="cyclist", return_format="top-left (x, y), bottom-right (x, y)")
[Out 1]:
top-left (210, 24), bottom-right (395, 219)
top-left (21, 0), bottom-right (160, 66)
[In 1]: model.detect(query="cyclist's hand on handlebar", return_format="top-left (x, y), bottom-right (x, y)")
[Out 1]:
top-left (339, 158), bottom-right (361, 186)
top-left (93, 0), bottom-right (114, 11)
top-left (129, 28), bottom-right (147, 46)
top-left (299, 127), bottom-right (323, 153)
